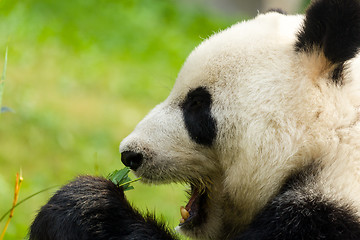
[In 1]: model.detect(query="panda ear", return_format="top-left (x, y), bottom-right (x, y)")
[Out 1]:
top-left (295, 0), bottom-right (360, 84)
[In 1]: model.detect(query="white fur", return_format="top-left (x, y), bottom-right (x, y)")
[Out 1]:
top-left (120, 12), bottom-right (360, 240)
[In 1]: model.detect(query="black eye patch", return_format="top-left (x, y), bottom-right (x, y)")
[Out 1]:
top-left (181, 87), bottom-right (217, 146)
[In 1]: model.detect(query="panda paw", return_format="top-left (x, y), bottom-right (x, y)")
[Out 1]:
top-left (29, 175), bottom-right (177, 240)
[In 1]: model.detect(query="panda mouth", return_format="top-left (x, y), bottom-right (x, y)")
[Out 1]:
top-left (179, 185), bottom-right (207, 228)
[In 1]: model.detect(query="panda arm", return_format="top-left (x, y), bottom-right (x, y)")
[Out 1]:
top-left (234, 168), bottom-right (360, 240)
top-left (234, 193), bottom-right (360, 240)
top-left (29, 176), bottom-right (177, 240)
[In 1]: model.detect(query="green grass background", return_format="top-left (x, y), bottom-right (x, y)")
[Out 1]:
top-left (0, 0), bottom-right (238, 239)
top-left (0, 0), bottom-right (309, 238)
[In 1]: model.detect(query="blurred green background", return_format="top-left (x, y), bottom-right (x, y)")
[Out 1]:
top-left (0, 0), bottom-right (237, 239)
top-left (0, 0), bottom-right (308, 239)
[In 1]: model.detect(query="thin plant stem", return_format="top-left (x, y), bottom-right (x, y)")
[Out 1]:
top-left (0, 185), bottom-right (59, 223)
top-left (0, 172), bottom-right (23, 240)
top-left (118, 177), bottom-right (141, 188)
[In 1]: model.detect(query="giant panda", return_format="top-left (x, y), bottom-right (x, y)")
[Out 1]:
top-left (30, 0), bottom-right (360, 239)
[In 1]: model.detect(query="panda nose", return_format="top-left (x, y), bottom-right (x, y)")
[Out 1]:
top-left (121, 151), bottom-right (143, 171)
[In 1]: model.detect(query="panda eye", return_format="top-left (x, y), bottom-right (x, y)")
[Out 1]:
top-left (182, 87), bottom-right (211, 112)
top-left (187, 97), bottom-right (203, 110)
top-left (181, 87), bottom-right (217, 146)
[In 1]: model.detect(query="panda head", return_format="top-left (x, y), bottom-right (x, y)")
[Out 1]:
top-left (120, 0), bottom-right (360, 239)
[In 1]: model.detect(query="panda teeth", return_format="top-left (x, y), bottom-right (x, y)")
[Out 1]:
top-left (180, 206), bottom-right (190, 221)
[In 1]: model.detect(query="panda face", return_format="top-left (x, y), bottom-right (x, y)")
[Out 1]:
top-left (120, 4), bottom-right (360, 239)
top-left (120, 12), bottom-right (306, 239)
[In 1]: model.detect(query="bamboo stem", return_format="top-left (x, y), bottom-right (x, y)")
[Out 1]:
top-left (118, 177), bottom-right (142, 187)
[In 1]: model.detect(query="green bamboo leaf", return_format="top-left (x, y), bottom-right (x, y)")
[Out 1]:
top-left (108, 167), bottom-right (130, 184)
top-left (107, 167), bottom-right (140, 191)
top-left (123, 186), bottom-right (134, 192)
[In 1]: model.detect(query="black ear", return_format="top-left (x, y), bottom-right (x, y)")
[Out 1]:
top-left (295, 0), bottom-right (360, 83)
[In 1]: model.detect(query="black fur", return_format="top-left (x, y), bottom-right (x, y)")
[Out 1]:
top-left (181, 87), bottom-right (217, 146)
top-left (30, 170), bottom-right (360, 240)
top-left (331, 63), bottom-right (345, 82)
top-left (29, 176), bottom-right (177, 240)
top-left (295, 0), bottom-right (360, 84)
top-left (233, 165), bottom-right (360, 240)
top-left (296, 0), bottom-right (360, 63)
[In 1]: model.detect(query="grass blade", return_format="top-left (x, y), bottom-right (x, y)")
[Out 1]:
top-left (0, 47), bottom-right (8, 112)
top-left (0, 185), bottom-right (59, 223)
